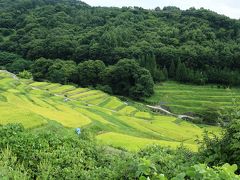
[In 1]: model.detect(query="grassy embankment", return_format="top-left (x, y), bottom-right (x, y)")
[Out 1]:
top-left (145, 81), bottom-right (240, 114)
top-left (0, 72), bottom-right (221, 151)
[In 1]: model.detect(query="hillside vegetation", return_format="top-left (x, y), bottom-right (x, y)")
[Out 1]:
top-left (0, 71), bottom-right (220, 151)
top-left (1, 123), bottom-right (240, 179)
top-left (1, 0), bottom-right (239, 67)
top-left (1, 1), bottom-right (240, 178)
top-left (1, 71), bottom-right (240, 179)
top-left (0, 0), bottom-right (240, 89)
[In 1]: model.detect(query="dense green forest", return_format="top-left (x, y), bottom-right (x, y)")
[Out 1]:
top-left (0, 0), bottom-right (240, 99)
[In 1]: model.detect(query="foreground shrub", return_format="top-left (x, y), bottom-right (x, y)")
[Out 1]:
top-left (1, 124), bottom-right (240, 179)
top-left (0, 124), bottom-right (138, 179)
top-left (173, 164), bottom-right (240, 180)
top-left (138, 145), bottom-right (197, 178)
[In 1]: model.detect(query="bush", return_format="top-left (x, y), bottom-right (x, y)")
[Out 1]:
top-left (0, 124), bottom-right (138, 179)
top-left (173, 163), bottom-right (240, 180)
top-left (197, 105), bottom-right (221, 125)
top-left (18, 70), bottom-right (33, 79)
top-left (198, 105), bottom-right (240, 172)
top-left (137, 145), bottom-right (197, 178)
top-left (1, 124), bottom-right (240, 179)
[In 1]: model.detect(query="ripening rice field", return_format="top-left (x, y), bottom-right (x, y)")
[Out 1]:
top-left (0, 71), bottom-right (221, 151)
top-left (145, 81), bottom-right (240, 114)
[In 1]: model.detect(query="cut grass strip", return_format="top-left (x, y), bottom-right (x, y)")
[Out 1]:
top-left (49, 85), bottom-right (76, 94)
top-left (135, 112), bottom-right (152, 119)
top-left (118, 106), bottom-right (137, 115)
top-left (98, 97), bottom-right (111, 107)
top-left (70, 92), bottom-right (100, 99)
top-left (74, 107), bottom-right (114, 125)
top-left (30, 82), bottom-right (50, 87)
top-left (86, 95), bottom-right (108, 105)
top-left (115, 104), bottom-right (126, 111)
top-left (103, 97), bottom-right (124, 110)
top-left (80, 94), bottom-right (106, 102)
top-left (42, 83), bottom-right (61, 90)
top-left (65, 88), bottom-right (89, 96)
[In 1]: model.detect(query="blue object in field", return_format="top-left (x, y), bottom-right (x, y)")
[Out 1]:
top-left (76, 128), bottom-right (81, 135)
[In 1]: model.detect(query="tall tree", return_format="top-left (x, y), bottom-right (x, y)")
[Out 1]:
top-left (176, 60), bottom-right (188, 82)
top-left (47, 60), bottom-right (78, 84)
top-left (78, 60), bottom-right (106, 87)
top-left (169, 60), bottom-right (176, 79)
top-left (138, 54), bottom-right (157, 81)
top-left (102, 59), bottom-right (154, 99)
top-left (163, 66), bottom-right (169, 80)
top-left (31, 58), bottom-right (54, 81)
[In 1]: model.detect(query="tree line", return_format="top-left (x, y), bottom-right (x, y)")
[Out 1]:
top-left (138, 54), bottom-right (240, 86)
top-left (2, 49), bottom-right (240, 101)
top-left (0, 51), bottom-right (154, 99)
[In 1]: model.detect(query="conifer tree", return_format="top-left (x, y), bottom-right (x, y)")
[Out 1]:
top-left (176, 60), bottom-right (187, 82)
top-left (139, 54), bottom-right (158, 81)
top-left (146, 54), bottom-right (157, 78)
top-left (176, 59), bottom-right (181, 81)
top-left (159, 69), bottom-right (166, 81)
top-left (163, 66), bottom-right (168, 80)
top-left (137, 55), bottom-right (145, 67)
top-left (187, 69), bottom-right (195, 82)
top-left (169, 60), bottom-right (175, 78)
top-left (154, 68), bottom-right (166, 82)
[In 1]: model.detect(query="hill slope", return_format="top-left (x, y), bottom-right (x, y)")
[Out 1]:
top-left (0, 0), bottom-right (239, 70)
top-left (145, 81), bottom-right (240, 114)
top-left (0, 71), bottom-right (221, 151)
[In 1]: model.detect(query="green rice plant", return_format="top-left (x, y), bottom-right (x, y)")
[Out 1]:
top-left (97, 132), bottom-right (198, 151)
top-left (103, 97), bottom-right (124, 110)
top-left (49, 85), bottom-right (76, 94)
top-left (118, 106), bottom-right (138, 115)
top-left (135, 112), bottom-right (152, 119)
top-left (145, 81), bottom-right (240, 114)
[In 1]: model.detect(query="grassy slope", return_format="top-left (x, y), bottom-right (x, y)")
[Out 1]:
top-left (145, 81), bottom-right (240, 114)
top-left (0, 72), bottom-right (221, 151)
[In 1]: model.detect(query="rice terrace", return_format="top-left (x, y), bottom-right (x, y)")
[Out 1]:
top-left (0, 71), bottom-right (221, 151)
top-left (145, 81), bottom-right (240, 114)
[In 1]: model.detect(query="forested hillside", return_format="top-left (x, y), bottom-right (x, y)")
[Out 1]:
top-left (1, 0), bottom-right (240, 91)
top-left (1, 0), bottom-right (240, 64)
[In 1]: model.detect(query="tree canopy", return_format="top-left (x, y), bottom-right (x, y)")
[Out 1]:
top-left (0, 0), bottom-right (240, 96)
top-left (0, 0), bottom-right (239, 69)
top-left (102, 59), bottom-right (154, 99)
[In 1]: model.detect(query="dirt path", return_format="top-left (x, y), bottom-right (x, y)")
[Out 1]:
top-left (0, 70), bottom-right (18, 80)
top-left (146, 105), bottom-right (195, 120)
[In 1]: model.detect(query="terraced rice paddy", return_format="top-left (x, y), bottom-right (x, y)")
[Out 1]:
top-left (0, 71), bottom-right (221, 151)
top-left (145, 81), bottom-right (240, 114)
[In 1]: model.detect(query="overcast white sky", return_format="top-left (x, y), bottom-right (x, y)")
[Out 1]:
top-left (83, 0), bottom-right (240, 19)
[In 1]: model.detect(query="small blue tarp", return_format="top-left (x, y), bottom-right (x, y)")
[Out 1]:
top-left (76, 128), bottom-right (81, 135)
